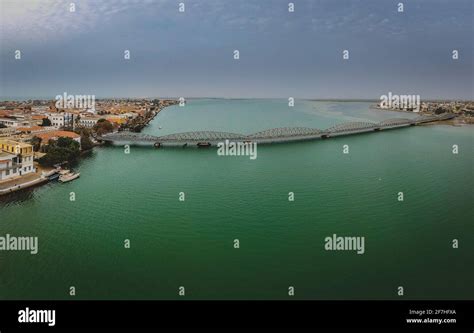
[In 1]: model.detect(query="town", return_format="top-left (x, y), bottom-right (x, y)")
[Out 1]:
top-left (0, 98), bottom-right (178, 195)
top-left (375, 98), bottom-right (474, 124)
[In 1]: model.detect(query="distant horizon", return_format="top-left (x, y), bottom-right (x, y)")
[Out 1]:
top-left (1, 96), bottom-right (473, 103)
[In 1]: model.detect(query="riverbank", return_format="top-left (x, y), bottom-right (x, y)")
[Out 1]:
top-left (422, 118), bottom-right (474, 126)
top-left (0, 100), bottom-right (178, 196)
top-left (371, 105), bottom-right (473, 126)
top-left (0, 168), bottom-right (48, 196)
top-left (370, 105), bottom-right (418, 113)
top-left (121, 100), bottom-right (178, 132)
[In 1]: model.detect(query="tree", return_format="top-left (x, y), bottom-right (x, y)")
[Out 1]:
top-left (30, 136), bottom-right (42, 152)
top-left (38, 137), bottom-right (80, 166)
top-left (74, 128), bottom-right (93, 150)
top-left (93, 119), bottom-right (114, 136)
top-left (57, 136), bottom-right (79, 149)
top-left (80, 134), bottom-right (94, 151)
top-left (41, 118), bottom-right (52, 126)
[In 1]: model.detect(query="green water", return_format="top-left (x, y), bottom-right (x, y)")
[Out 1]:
top-left (1, 99), bottom-right (473, 300)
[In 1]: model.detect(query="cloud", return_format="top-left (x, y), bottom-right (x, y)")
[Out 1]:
top-left (0, 0), bottom-right (163, 44)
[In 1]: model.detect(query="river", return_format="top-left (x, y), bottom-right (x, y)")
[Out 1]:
top-left (1, 99), bottom-right (472, 300)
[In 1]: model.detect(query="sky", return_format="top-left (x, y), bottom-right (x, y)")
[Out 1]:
top-left (0, 0), bottom-right (472, 99)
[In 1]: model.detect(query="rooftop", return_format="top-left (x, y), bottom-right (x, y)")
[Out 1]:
top-left (36, 130), bottom-right (80, 141)
top-left (0, 151), bottom-right (17, 161)
top-left (0, 139), bottom-right (32, 148)
top-left (17, 126), bottom-right (45, 132)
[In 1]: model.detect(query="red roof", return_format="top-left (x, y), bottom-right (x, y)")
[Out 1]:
top-left (17, 126), bottom-right (44, 132)
top-left (36, 131), bottom-right (80, 142)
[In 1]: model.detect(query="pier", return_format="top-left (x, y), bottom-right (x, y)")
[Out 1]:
top-left (99, 114), bottom-right (455, 147)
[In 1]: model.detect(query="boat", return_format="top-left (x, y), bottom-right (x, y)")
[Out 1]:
top-left (197, 142), bottom-right (211, 147)
top-left (48, 173), bottom-right (60, 181)
top-left (59, 172), bottom-right (80, 183)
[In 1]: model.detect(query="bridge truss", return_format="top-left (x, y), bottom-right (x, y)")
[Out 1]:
top-left (100, 114), bottom-right (454, 145)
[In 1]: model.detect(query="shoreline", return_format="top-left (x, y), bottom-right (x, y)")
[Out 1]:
top-left (119, 100), bottom-right (178, 132)
top-left (0, 169), bottom-right (48, 196)
top-left (0, 100), bottom-right (179, 196)
top-left (370, 106), bottom-right (474, 126)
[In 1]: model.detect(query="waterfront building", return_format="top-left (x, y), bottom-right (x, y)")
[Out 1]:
top-left (0, 139), bottom-right (35, 175)
top-left (0, 152), bottom-right (19, 181)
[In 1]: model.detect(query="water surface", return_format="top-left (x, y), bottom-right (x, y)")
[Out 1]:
top-left (1, 99), bottom-right (472, 300)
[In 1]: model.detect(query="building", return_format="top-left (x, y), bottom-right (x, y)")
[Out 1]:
top-left (0, 152), bottom-right (19, 181)
top-left (48, 113), bottom-right (65, 128)
top-left (48, 113), bottom-right (75, 129)
top-left (35, 131), bottom-right (81, 148)
top-left (31, 115), bottom-right (48, 125)
top-left (105, 116), bottom-right (127, 126)
top-left (0, 139), bottom-right (35, 176)
top-left (0, 117), bottom-right (31, 127)
top-left (0, 127), bottom-right (18, 137)
top-left (17, 126), bottom-right (55, 135)
top-left (78, 116), bottom-right (101, 128)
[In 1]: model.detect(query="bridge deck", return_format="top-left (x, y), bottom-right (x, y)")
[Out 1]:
top-left (99, 114), bottom-right (455, 147)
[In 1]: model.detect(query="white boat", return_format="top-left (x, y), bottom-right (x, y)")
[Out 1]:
top-left (59, 172), bottom-right (80, 183)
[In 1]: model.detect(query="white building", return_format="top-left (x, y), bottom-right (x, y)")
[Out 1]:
top-left (79, 116), bottom-right (101, 128)
top-left (0, 152), bottom-right (19, 181)
top-left (48, 113), bottom-right (65, 128)
top-left (0, 117), bottom-right (30, 127)
top-left (48, 113), bottom-right (75, 129)
top-left (0, 140), bottom-right (35, 177)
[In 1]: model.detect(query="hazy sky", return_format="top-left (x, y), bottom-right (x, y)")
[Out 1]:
top-left (0, 0), bottom-right (472, 99)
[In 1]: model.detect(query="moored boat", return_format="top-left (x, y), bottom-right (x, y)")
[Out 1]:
top-left (59, 172), bottom-right (80, 183)
top-left (59, 169), bottom-right (71, 175)
top-left (197, 142), bottom-right (211, 147)
top-left (48, 173), bottom-right (60, 181)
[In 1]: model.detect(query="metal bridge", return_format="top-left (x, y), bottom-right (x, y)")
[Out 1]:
top-left (99, 114), bottom-right (455, 147)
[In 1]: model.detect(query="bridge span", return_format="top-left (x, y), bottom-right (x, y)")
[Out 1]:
top-left (99, 114), bottom-right (455, 147)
